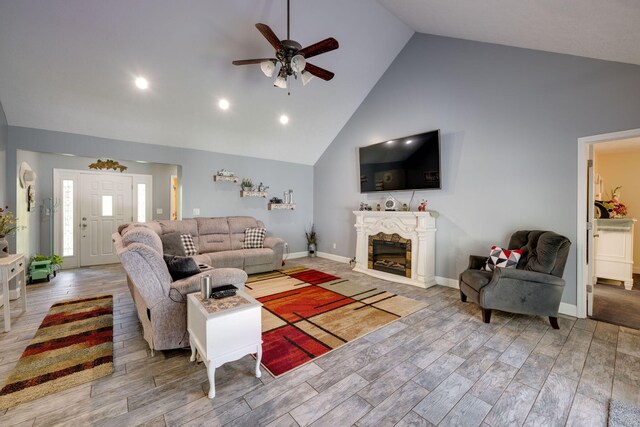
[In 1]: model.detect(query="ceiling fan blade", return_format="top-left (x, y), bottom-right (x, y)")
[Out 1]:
top-left (255, 23), bottom-right (284, 51)
top-left (232, 58), bottom-right (276, 66)
top-left (305, 63), bottom-right (334, 81)
top-left (298, 37), bottom-right (339, 59)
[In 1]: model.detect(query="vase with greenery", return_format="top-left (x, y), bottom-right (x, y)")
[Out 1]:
top-left (305, 224), bottom-right (317, 257)
top-left (241, 178), bottom-right (253, 191)
top-left (0, 206), bottom-right (23, 258)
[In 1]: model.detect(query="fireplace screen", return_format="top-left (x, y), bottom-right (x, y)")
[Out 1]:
top-left (368, 233), bottom-right (411, 278)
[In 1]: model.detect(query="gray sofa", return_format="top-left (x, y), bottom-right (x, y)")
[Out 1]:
top-left (459, 230), bottom-right (571, 329)
top-left (113, 226), bottom-right (248, 352)
top-left (119, 216), bottom-right (285, 274)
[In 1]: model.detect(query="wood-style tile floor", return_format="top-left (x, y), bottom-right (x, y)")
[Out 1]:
top-left (1, 258), bottom-right (639, 426)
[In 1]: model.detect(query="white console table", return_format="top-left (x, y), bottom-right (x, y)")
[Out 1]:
top-left (1, 253), bottom-right (27, 332)
top-left (595, 218), bottom-right (636, 289)
top-left (187, 291), bottom-right (262, 398)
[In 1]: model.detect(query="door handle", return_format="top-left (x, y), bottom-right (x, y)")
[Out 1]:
top-left (593, 234), bottom-right (599, 238)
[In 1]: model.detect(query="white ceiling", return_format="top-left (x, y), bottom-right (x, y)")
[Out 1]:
top-left (1, 1), bottom-right (639, 165)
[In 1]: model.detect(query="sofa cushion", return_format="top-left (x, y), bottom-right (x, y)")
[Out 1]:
top-left (206, 251), bottom-right (244, 269)
top-left (158, 219), bottom-right (200, 250)
top-left (196, 217), bottom-right (231, 253)
top-left (160, 232), bottom-right (197, 256)
top-left (242, 248), bottom-right (276, 266)
top-left (242, 227), bottom-right (266, 249)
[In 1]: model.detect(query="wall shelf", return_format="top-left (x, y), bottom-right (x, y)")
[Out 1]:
top-left (213, 175), bottom-right (239, 183)
top-left (240, 190), bottom-right (268, 198)
top-left (268, 203), bottom-right (295, 210)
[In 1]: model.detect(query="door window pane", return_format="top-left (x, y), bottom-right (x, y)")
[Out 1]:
top-left (102, 195), bottom-right (113, 216)
top-left (62, 180), bottom-right (74, 257)
top-left (137, 183), bottom-right (146, 222)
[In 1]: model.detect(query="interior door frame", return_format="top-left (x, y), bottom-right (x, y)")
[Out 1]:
top-left (53, 169), bottom-right (153, 268)
top-left (577, 127), bottom-right (640, 318)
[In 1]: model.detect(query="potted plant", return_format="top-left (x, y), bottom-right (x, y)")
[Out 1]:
top-left (305, 224), bottom-right (317, 257)
top-left (241, 178), bottom-right (253, 191)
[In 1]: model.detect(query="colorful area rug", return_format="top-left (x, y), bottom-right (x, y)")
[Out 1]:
top-left (0, 295), bottom-right (114, 409)
top-left (246, 266), bottom-right (427, 377)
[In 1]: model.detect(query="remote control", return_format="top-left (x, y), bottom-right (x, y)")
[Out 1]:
top-left (209, 284), bottom-right (238, 299)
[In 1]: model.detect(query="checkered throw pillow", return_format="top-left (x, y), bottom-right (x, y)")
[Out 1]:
top-left (180, 234), bottom-right (198, 256)
top-left (482, 246), bottom-right (523, 271)
top-left (242, 227), bottom-right (266, 249)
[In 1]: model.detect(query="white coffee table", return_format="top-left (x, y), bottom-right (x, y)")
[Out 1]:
top-left (187, 290), bottom-right (263, 399)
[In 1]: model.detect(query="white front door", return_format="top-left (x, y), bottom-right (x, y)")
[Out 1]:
top-left (79, 174), bottom-right (133, 266)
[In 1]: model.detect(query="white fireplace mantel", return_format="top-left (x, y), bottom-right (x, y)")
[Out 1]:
top-left (353, 211), bottom-right (437, 288)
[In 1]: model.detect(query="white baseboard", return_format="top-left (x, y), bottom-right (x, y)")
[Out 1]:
top-left (317, 252), bottom-right (352, 264)
top-left (558, 302), bottom-right (577, 317)
top-left (435, 276), bottom-right (459, 289)
top-left (284, 251), bottom-right (307, 260)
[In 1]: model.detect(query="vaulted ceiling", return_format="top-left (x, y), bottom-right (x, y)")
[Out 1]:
top-left (1, 0), bottom-right (638, 165)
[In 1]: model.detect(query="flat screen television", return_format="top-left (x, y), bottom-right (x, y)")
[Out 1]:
top-left (359, 129), bottom-right (441, 193)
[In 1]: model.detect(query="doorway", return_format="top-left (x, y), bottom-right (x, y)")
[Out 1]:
top-left (53, 169), bottom-right (152, 268)
top-left (577, 128), bottom-right (640, 328)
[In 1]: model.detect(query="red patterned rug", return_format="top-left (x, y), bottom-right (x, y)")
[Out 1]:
top-left (246, 266), bottom-right (427, 377)
top-left (0, 295), bottom-right (113, 409)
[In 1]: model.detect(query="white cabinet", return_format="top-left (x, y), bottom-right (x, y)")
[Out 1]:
top-left (595, 218), bottom-right (636, 289)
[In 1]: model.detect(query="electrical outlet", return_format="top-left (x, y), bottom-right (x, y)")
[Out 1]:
top-left (193, 208), bottom-right (200, 216)
top-left (156, 208), bottom-right (163, 214)
top-left (332, 243), bottom-right (337, 249)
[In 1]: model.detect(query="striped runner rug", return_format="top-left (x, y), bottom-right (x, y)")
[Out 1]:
top-left (246, 266), bottom-right (428, 377)
top-left (0, 295), bottom-right (114, 409)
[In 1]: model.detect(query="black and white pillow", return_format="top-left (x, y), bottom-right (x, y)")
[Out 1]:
top-left (180, 234), bottom-right (198, 256)
top-left (242, 227), bottom-right (266, 249)
top-left (482, 246), bottom-right (524, 271)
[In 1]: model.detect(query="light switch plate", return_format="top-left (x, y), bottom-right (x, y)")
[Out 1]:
top-left (156, 208), bottom-right (163, 214)
top-left (193, 208), bottom-right (200, 215)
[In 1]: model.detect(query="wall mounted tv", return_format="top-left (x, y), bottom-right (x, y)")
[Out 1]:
top-left (359, 129), bottom-right (441, 193)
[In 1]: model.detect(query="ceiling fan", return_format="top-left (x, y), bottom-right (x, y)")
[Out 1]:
top-left (232, 0), bottom-right (339, 91)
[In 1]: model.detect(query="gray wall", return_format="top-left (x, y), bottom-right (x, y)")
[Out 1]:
top-left (0, 99), bottom-right (7, 206)
top-left (8, 126), bottom-right (313, 255)
top-left (314, 34), bottom-right (640, 306)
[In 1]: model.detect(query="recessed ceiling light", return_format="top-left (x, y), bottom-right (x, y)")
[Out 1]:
top-left (280, 115), bottom-right (289, 125)
top-left (218, 99), bottom-right (230, 110)
top-left (386, 140), bottom-right (394, 144)
top-left (135, 77), bottom-right (149, 90)
top-left (135, 160), bottom-right (149, 164)
top-left (406, 140), bottom-right (413, 144)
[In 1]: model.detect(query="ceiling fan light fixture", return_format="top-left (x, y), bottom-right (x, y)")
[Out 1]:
top-left (301, 70), bottom-right (314, 86)
top-left (260, 60), bottom-right (276, 77)
top-left (291, 54), bottom-right (306, 73)
top-left (274, 75), bottom-right (288, 89)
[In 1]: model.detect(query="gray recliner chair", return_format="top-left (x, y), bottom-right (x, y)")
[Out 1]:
top-left (459, 230), bottom-right (571, 329)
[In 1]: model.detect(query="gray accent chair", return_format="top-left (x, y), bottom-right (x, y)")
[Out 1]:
top-left (113, 226), bottom-right (248, 353)
top-left (459, 230), bottom-right (571, 329)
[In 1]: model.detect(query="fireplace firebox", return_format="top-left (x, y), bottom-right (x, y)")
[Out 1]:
top-left (368, 233), bottom-right (411, 278)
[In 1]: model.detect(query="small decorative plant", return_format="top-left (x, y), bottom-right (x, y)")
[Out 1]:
top-left (602, 186), bottom-right (628, 218)
top-left (0, 206), bottom-right (23, 237)
top-left (241, 178), bottom-right (253, 189)
top-left (305, 224), bottom-right (317, 245)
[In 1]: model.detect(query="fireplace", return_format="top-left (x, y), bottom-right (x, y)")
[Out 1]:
top-left (368, 233), bottom-right (411, 278)
top-left (354, 211), bottom-right (436, 288)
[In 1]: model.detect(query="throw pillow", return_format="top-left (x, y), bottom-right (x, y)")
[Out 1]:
top-left (242, 227), bottom-right (266, 249)
top-left (482, 246), bottom-right (524, 271)
top-left (163, 254), bottom-right (201, 281)
top-left (160, 233), bottom-right (198, 256)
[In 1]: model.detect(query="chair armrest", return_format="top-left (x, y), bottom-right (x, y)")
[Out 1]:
top-left (264, 236), bottom-right (285, 250)
top-left (490, 268), bottom-right (565, 287)
top-left (468, 255), bottom-right (487, 270)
